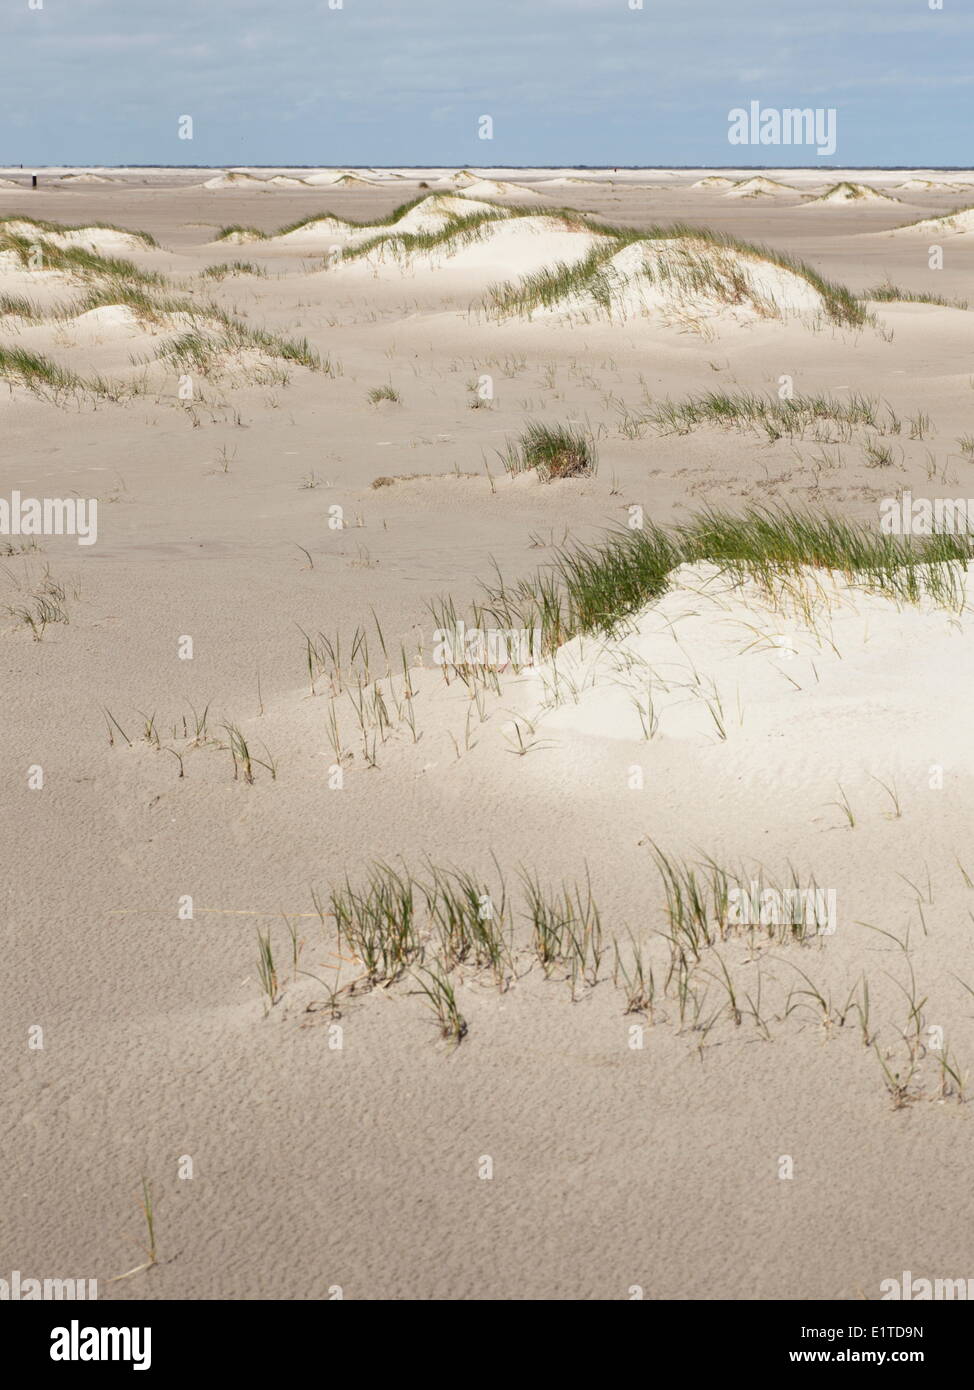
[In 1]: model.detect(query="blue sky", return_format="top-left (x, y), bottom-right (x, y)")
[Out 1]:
top-left (1, 0), bottom-right (970, 168)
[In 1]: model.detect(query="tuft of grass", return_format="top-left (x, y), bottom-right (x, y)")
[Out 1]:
top-left (864, 439), bottom-right (895, 468)
top-left (0, 213), bottom-right (157, 246)
top-left (330, 864), bottom-right (420, 986)
top-left (613, 933), bottom-right (656, 1016)
top-left (198, 260), bottom-right (267, 280)
top-left (520, 868), bottom-right (604, 991)
top-left (0, 229), bottom-right (165, 287)
top-left (437, 501), bottom-right (972, 669)
top-left (156, 309), bottom-right (328, 377)
top-left (0, 345), bottom-right (86, 400)
top-left (676, 506), bottom-right (973, 611)
top-left (422, 862), bottom-right (510, 980)
top-left (337, 211), bottom-right (501, 267)
top-left (256, 928), bottom-right (280, 1008)
top-left (863, 280), bottom-right (967, 310)
top-left (487, 243), bottom-right (623, 319)
top-left (71, 281), bottom-right (197, 324)
top-left (213, 225), bottom-right (268, 242)
top-left (3, 565), bottom-right (71, 638)
top-left (140, 1177), bottom-right (157, 1264)
top-left (108, 1176), bottom-right (158, 1282)
top-left (500, 421), bottom-right (597, 481)
top-left (818, 181), bottom-right (869, 201)
top-left (0, 292), bottom-right (42, 318)
top-left (645, 389), bottom-right (892, 441)
top-left (410, 963), bottom-right (468, 1044)
top-left (367, 384), bottom-right (401, 404)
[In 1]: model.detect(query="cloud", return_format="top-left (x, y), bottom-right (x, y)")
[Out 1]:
top-left (0, 0), bottom-right (969, 165)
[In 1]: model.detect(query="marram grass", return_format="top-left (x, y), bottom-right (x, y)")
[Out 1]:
top-left (466, 503), bottom-right (974, 657)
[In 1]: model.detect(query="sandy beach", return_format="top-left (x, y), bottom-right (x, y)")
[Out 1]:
top-left (3, 165), bottom-right (974, 1302)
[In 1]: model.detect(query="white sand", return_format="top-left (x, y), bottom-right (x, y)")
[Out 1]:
top-left (4, 169), bottom-right (974, 1302)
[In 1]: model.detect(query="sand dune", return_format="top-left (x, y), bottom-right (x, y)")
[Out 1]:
top-left (383, 193), bottom-right (501, 229)
top-left (804, 182), bottom-right (900, 206)
top-left (203, 171), bottom-right (273, 190)
top-left (4, 221), bottom-right (154, 254)
top-left (329, 214), bottom-right (608, 282)
top-left (56, 172), bottom-right (118, 185)
top-left (300, 171), bottom-right (353, 186)
top-left (539, 175), bottom-right (600, 188)
top-left (456, 178), bottom-right (548, 200)
top-left (264, 194), bottom-right (509, 248)
top-left (523, 561), bottom-right (974, 763)
top-left (265, 216), bottom-right (358, 246)
top-left (897, 178), bottom-right (945, 191)
top-left (523, 235), bottom-right (826, 328)
top-left (888, 204), bottom-right (974, 237)
top-left (724, 176), bottom-right (797, 198)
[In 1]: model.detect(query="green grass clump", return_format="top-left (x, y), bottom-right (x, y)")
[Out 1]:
top-left (198, 261), bottom-right (267, 280)
top-left (0, 344), bottom-right (136, 401)
top-left (676, 506), bottom-right (973, 609)
top-left (336, 211), bottom-right (499, 265)
top-left (71, 281), bottom-right (196, 323)
top-left (0, 345), bottom-right (83, 398)
top-left (487, 243), bottom-right (621, 318)
top-left (213, 225), bottom-right (267, 242)
top-left (156, 331), bottom-right (215, 375)
top-left (237, 195), bottom-right (477, 249)
top-left (465, 520), bottom-right (676, 654)
top-left (0, 292), bottom-right (41, 318)
top-left (410, 964), bottom-right (468, 1044)
top-left (0, 214), bottom-right (157, 246)
top-left (863, 281), bottom-right (968, 310)
top-left (449, 502), bottom-right (974, 661)
top-left (3, 565), bottom-right (70, 638)
top-left (0, 230), bottom-right (165, 286)
top-left (330, 864), bottom-right (421, 986)
top-left (367, 384), bottom-right (401, 404)
top-left (817, 182), bottom-right (870, 201)
top-left (422, 862), bottom-right (510, 980)
top-left (207, 310), bottom-right (322, 370)
top-left (273, 213), bottom-right (352, 236)
top-left (645, 389), bottom-right (892, 441)
top-left (157, 310), bottom-right (326, 376)
top-left (500, 421), bottom-right (598, 480)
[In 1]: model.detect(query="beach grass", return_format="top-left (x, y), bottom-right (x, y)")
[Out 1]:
top-left (500, 420), bottom-right (597, 480)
